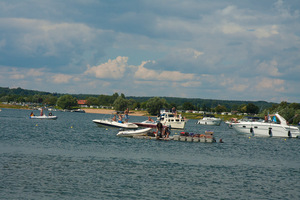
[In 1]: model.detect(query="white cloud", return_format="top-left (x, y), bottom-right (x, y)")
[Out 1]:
top-left (134, 60), bottom-right (195, 81)
top-left (181, 81), bottom-right (201, 87)
top-left (84, 56), bottom-right (128, 79)
top-left (255, 77), bottom-right (285, 91)
top-left (10, 73), bottom-right (24, 80)
top-left (257, 60), bottom-right (282, 77)
top-left (27, 68), bottom-right (45, 77)
top-left (52, 74), bottom-right (73, 84)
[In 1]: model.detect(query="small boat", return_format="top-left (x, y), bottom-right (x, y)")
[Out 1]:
top-left (117, 127), bottom-right (153, 137)
top-left (93, 119), bottom-right (139, 129)
top-left (158, 110), bottom-right (186, 129)
top-left (231, 113), bottom-right (300, 138)
top-left (134, 120), bottom-right (158, 128)
top-left (197, 114), bottom-right (221, 125)
top-left (71, 109), bottom-right (85, 113)
top-left (29, 115), bottom-right (58, 120)
top-left (29, 108), bottom-right (57, 120)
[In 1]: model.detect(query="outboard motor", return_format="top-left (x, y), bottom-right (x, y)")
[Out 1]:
top-left (269, 127), bottom-right (272, 137)
top-left (288, 131), bottom-right (292, 138)
top-left (250, 127), bottom-right (254, 136)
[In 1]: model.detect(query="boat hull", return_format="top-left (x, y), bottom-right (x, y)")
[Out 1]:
top-left (232, 122), bottom-right (300, 138)
top-left (197, 119), bottom-right (221, 126)
top-left (161, 121), bottom-right (186, 129)
top-left (29, 115), bottom-right (57, 120)
top-left (117, 128), bottom-right (152, 137)
top-left (133, 121), bottom-right (158, 128)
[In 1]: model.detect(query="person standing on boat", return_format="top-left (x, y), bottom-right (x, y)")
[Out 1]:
top-left (156, 122), bottom-right (163, 139)
top-left (172, 107), bottom-right (176, 115)
top-left (163, 126), bottom-right (171, 138)
top-left (124, 108), bottom-right (129, 123)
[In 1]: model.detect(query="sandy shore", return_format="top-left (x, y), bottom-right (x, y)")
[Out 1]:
top-left (82, 108), bottom-right (148, 116)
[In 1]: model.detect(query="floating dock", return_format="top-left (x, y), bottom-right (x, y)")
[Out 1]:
top-left (132, 131), bottom-right (216, 143)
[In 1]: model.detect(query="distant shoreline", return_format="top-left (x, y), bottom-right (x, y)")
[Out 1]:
top-left (82, 108), bottom-right (148, 116)
top-left (0, 104), bottom-right (149, 117)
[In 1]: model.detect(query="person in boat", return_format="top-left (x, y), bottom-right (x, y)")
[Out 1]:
top-left (49, 112), bottom-right (52, 116)
top-left (163, 126), bottom-right (171, 138)
top-left (148, 116), bottom-right (154, 122)
top-left (30, 112), bottom-right (35, 117)
top-left (264, 115), bottom-right (268, 122)
top-left (156, 122), bottom-right (163, 139)
top-left (172, 107), bottom-right (177, 115)
top-left (118, 114), bottom-right (123, 123)
top-left (112, 115), bottom-right (117, 121)
top-left (124, 108), bottom-right (129, 122)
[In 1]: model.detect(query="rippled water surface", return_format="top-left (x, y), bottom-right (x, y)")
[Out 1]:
top-left (1, 108), bottom-right (299, 199)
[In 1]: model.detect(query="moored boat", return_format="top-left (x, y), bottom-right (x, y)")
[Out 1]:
top-left (93, 119), bottom-right (138, 129)
top-left (158, 110), bottom-right (186, 129)
top-left (231, 113), bottom-right (300, 138)
top-left (29, 108), bottom-right (57, 120)
top-left (117, 127), bottom-right (152, 137)
top-left (197, 114), bottom-right (221, 126)
top-left (29, 115), bottom-right (58, 120)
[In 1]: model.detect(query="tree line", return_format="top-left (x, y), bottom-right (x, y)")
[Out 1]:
top-left (1, 87), bottom-right (299, 124)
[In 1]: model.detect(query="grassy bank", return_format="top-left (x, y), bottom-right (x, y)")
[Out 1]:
top-left (0, 103), bottom-right (29, 110)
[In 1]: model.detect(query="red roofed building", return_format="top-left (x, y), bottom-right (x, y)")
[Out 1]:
top-left (77, 100), bottom-right (88, 107)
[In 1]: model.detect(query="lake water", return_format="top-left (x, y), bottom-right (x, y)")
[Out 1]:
top-left (0, 108), bottom-right (299, 199)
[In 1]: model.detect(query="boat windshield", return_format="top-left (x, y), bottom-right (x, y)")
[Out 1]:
top-left (240, 116), bottom-right (262, 122)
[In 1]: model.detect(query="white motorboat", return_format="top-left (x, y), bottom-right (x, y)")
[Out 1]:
top-left (133, 120), bottom-right (158, 128)
top-left (197, 115), bottom-right (221, 125)
top-left (231, 113), bottom-right (300, 138)
top-left (71, 109), bottom-right (85, 113)
top-left (29, 115), bottom-right (58, 120)
top-left (117, 127), bottom-right (152, 137)
top-left (93, 119), bottom-right (138, 129)
top-left (29, 108), bottom-right (57, 120)
top-left (157, 110), bottom-right (186, 129)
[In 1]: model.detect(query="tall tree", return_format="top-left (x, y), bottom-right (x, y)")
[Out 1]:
top-left (146, 97), bottom-right (168, 115)
top-left (57, 95), bottom-right (78, 109)
top-left (113, 96), bottom-right (128, 111)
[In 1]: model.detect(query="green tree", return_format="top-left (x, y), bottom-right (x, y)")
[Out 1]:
top-left (127, 99), bottom-right (137, 110)
top-left (98, 95), bottom-right (111, 106)
top-left (113, 96), bottom-right (128, 111)
top-left (182, 102), bottom-right (195, 110)
top-left (57, 95), bottom-right (78, 109)
top-left (246, 103), bottom-right (259, 114)
top-left (43, 95), bottom-right (57, 106)
top-left (215, 105), bottom-right (227, 113)
top-left (238, 104), bottom-right (247, 113)
top-left (86, 97), bottom-right (99, 106)
top-left (111, 92), bottom-right (119, 103)
top-left (32, 94), bottom-right (43, 103)
top-left (146, 97), bottom-right (168, 115)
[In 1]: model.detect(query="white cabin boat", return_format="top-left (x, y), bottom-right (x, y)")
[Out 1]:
top-left (157, 111), bottom-right (186, 129)
top-left (231, 113), bottom-right (300, 138)
top-left (197, 115), bottom-right (221, 126)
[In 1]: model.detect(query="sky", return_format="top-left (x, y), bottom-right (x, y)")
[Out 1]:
top-left (0, 0), bottom-right (300, 103)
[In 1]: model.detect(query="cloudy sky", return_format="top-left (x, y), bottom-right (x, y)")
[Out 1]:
top-left (0, 0), bottom-right (299, 103)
